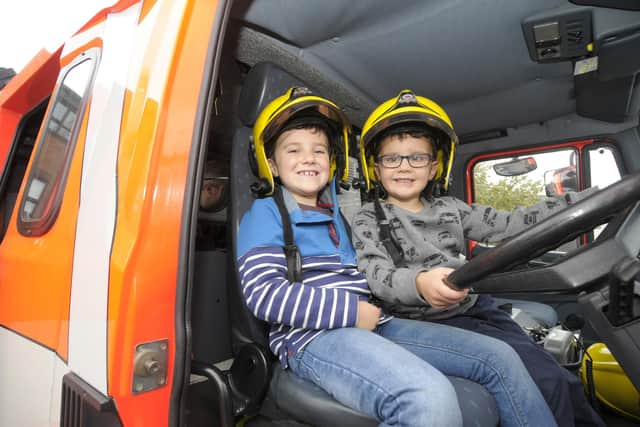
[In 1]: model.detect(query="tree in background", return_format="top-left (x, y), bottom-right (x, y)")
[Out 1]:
top-left (473, 162), bottom-right (542, 211)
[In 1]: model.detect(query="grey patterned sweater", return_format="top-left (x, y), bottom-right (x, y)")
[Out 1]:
top-left (351, 191), bottom-right (595, 319)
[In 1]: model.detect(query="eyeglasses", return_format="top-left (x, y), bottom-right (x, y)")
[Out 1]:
top-left (376, 153), bottom-right (435, 168)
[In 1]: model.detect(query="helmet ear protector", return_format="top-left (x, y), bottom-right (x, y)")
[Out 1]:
top-left (251, 86), bottom-right (352, 196)
top-left (359, 89), bottom-right (458, 193)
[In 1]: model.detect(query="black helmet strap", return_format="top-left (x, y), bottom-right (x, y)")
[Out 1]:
top-left (273, 185), bottom-right (303, 283)
top-left (373, 188), bottom-right (405, 268)
top-left (272, 183), bottom-right (355, 284)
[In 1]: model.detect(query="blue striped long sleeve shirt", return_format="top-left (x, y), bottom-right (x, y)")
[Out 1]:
top-left (237, 183), bottom-right (378, 366)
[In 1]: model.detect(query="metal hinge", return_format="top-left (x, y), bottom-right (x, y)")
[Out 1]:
top-left (132, 339), bottom-right (168, 394)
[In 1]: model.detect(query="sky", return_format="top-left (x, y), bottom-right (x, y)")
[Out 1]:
top-left (0, 0), bottom-right (115, 73)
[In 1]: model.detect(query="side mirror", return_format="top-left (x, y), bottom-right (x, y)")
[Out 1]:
top-left (544, 166), bottom-right (578, 196)
top-left (493, 157), bottom-right (538, 176)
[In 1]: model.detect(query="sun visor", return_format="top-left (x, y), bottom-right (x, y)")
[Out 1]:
top-left (597, 28), bottom-right (640, 81)
top-left (574, 24), bottom-right (640, 122)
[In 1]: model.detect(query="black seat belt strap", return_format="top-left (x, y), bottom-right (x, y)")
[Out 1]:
top-left (273, 186), bottom-right (303, 283)
top-left (374, 198), bottom-right (405, 267)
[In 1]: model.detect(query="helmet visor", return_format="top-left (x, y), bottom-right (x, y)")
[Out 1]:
top-left (261, 100), bottom-right (350, 146)
top-left (362, 111), bottom-right (457, 149)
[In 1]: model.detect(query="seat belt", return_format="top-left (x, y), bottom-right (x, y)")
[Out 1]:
top-left (272, 184), bottom-right (355, 283)
top-left (273, 186), bottom-right (303, 283)
top-left (373, 197), bottom-right (405, 267)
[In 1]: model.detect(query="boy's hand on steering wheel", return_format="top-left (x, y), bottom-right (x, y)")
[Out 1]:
top-left (416, 267), bottom-right (469, 309)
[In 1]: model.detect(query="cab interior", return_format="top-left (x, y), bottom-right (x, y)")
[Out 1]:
top-left (183, 1), bottom-right (640, 426)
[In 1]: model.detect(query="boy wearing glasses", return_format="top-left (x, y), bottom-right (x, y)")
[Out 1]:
top-left (352, 90), bottom-right (604, 427)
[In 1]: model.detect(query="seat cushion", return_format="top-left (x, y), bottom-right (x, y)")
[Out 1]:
top-left (269, 364), bottom-right (499, 427)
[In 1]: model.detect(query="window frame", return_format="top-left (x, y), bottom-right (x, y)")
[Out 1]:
top-left (467, 140), bottom-right (590, 203)
top-left (471, 145), bottom-right (581, 208)
top-left (17, 48), bottom-right (100, 237)
top-left (466, 138), bottom-right (625, 253)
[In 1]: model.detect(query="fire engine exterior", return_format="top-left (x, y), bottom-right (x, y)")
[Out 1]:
top-left (1, 0), bottom-right (221, 425)
top-left (2, 1), bottom-right (640, 426)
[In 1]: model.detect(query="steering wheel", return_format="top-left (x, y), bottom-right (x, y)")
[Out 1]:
top-left (445, 171), bottom-right (640, 290)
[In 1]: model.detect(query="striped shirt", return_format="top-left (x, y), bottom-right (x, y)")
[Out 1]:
top-left (237, 182), bottom-right (390, 367)
top-left (238, 247), bottom-right (372, 366)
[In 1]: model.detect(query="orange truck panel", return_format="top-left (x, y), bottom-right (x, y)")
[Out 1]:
top-left (0, 0), bottom-right (219, 425)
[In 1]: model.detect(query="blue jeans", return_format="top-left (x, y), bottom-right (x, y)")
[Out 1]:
top-left (436, 295), bottom-right (605, 427)
top-left (288, 318), bottom-right (557, 427)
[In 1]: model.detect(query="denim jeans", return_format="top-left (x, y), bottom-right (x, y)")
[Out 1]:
top-left (287, 318), bottom-right (557, 427)
top-left (437, 295), bottom-right (605, 427)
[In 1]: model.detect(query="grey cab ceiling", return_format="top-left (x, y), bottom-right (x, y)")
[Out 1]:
top-left (230, 0), bottom-right (640, 137)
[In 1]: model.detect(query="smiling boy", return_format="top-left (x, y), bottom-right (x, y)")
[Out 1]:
top-left (352, 89), bottom-right (605, 427)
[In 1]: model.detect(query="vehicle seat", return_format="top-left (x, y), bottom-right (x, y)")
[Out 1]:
top-left (227, 62), bottom-right (499, 426)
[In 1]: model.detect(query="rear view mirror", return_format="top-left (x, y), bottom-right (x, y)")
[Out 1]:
top-left (493, 157), bottom-right (537, 176)
top-left (544, 166), bottom-right (578, 196)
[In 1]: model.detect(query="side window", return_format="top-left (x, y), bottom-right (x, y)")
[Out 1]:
top-left (17, 51), bottom-right (98, 236)
top-left (587, 145), bottom-right (621, 189)
top-left (586, 144), bottom-right (622, 239)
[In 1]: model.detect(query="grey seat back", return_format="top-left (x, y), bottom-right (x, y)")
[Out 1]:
top-left (228, 63), bottom-right (308, 350)
top-left (228, 126), bottom-right (270, 350)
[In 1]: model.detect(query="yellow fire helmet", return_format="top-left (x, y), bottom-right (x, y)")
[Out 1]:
top-left (359, 89), bottom-right (458, 192)
top-left (252, 86), bottom-right (351, 196)
top-left (581, 343), bottom-right (640, 421)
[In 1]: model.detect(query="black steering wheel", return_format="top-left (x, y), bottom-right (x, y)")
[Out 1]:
top-left (445, 171), bottom-right (640, 291)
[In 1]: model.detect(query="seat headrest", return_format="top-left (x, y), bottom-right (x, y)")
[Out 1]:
top-left (238, 62), bottom-right (305, 127)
